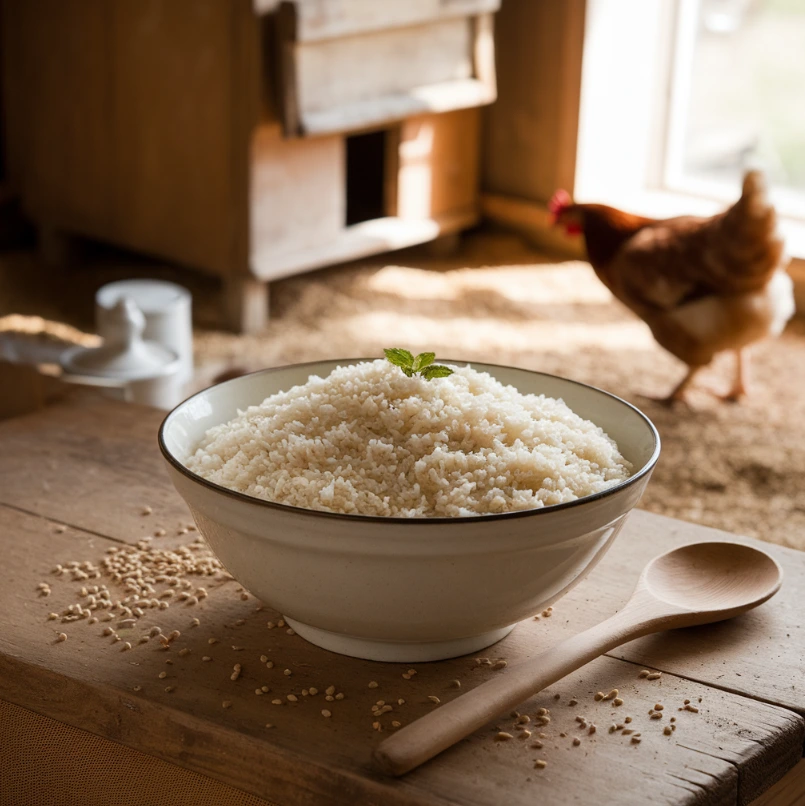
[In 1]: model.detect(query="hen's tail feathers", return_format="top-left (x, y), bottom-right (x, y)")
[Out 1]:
top-left (719, 169), bottom-right (788, 293)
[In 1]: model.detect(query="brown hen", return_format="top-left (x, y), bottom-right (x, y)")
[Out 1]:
top-left (550, 171), bottom-right (795, 403)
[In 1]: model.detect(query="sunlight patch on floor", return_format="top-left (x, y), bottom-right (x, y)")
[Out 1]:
top-left (338, 311), bottom-right (655, 353)
top-left (364, 262), bottom-right (614, 306)
top-left (0, 314), bottom-right (100, 364)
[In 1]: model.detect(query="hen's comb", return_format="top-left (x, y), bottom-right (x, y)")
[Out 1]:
top-left (548, 189), bottom-right (573, 216)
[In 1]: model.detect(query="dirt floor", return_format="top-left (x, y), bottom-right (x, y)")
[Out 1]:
top-left (2, 229), bottom-right (804, 549)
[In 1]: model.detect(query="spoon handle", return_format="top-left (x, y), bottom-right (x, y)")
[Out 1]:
top-left (373, 609), bottom-right (652, 777)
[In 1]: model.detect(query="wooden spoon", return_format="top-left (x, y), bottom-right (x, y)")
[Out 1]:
top-left (373, 541), bottom-right (782, 777)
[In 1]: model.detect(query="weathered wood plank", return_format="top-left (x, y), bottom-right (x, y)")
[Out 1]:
top-left (395, 109), bottom-right (480, 221)
top-left (222, 275), bottom-right (271, 336)
top-left (270, 2), bottom-right (498, 137)
top-left (278, 0), bottom-right (501, 44)
top-left (249, 123), bottom-right (344, 263)
top-left (1, 501), bottom-right (803, 806)
top-left (0, 360), bottom-right (46, 420)
top-left (0, 396), bottom-right (191, 542)
top-left (295, 18), bottom-right (472, 117)
top-left (273, 8), bottom-right (496, 137)
top-left (748, 761), bottom-right (805, 806)
top-left (472, 13), bottom-right (496, 98)
top-left (111, 0), bottom-right (244, 275)
top-left (2, 0), bottom-right (255, 278)
top-left (1, 0), bottom-right (113, 231)
top-left (482, 0), bottom-right (586, 202)
top-left (300, 78), bottom-right (493, 138)
top-left (274, 0), bottom-right (302, 136)
top-left (251, 211), bottom-right (478, 282)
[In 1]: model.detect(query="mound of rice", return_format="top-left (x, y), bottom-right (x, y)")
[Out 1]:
top-left (186, 360), bottom-right (632, 517)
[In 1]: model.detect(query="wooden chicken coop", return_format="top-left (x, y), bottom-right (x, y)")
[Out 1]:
top-left (1, 0), bottom-right (499, 333)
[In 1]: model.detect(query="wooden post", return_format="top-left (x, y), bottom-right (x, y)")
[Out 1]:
top-left (275, 2), bottom-right (301, 137)
top-left (0, 362), bottom-right (46, 419)
top-left (37, 225), bottom-right (79, 271)
top-left (424, 233), bottom-right (462, 258)
top-left (223, 276), bottom-right (270, 335)
top-left (481, 0), bottom-right (586, 201)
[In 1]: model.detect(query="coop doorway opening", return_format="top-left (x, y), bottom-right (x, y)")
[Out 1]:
top-left (345, 129), bottom-right (389, 226)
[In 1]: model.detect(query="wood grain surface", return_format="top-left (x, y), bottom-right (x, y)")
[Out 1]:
top-left (0, 395), bottom-right (190, 542)
top-left (1, 0), bottom-right (255, 277)
top-left (394, 109), bottom-right (480, 222)
top-left (1, 397), bottom-right (804, 805)
top-left (295, 18), bottom-right (473, 118)
top-left (287, 0), bottom-right (500, 43)
top-left (276, 2), bottom-right (496, 137)
top-left (1, 0), bottom-right (113, 231)
top-left (249, 123), bottom-right (344, 265)
top-left (748, 761), bottom-right (805, 806)
top-left (482, 0), bottom-right (586, 203)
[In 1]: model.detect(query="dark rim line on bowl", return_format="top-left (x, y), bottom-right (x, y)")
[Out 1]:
top-left (158, 358), bottom-right (661, 525)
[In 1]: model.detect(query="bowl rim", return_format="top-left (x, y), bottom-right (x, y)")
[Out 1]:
top-left (158, 358), bottom-right (661, 525)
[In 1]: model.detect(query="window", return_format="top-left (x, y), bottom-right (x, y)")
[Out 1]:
top-left (665, 0), bottom-right (805, 219)
top-left (575, 0), bottom-right (805, 252)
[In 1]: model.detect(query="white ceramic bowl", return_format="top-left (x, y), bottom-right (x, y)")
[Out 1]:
top-left (159, 360), bottom-right (660, 662)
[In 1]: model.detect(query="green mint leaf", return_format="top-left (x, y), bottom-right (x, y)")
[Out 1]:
top-left (420, 364), bottom-right (454, 380)
top-left (385, 348), bottom-right (454, 382)
top-left (384, 348), bottom-right (414, 370)
top-left (412, 352), bottom-right (435, 373)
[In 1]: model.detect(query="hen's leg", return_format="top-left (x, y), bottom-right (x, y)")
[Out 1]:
top-left (723, 348), bottom-right (749, 402)
top-left (698, 349), bottom-right (749, 402)
top-left (648, 366), bottom-right (702, 406)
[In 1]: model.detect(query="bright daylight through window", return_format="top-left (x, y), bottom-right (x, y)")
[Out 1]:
top-left (666, 0), bottom-right (805, 219)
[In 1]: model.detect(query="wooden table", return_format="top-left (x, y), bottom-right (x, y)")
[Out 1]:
top-left (1, 395), bottom-right (803, 806)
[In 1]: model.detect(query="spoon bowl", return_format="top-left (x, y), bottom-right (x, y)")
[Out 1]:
top-left (640, 541), bottom-right (783, 620)
top-left (374, 540), bottom-right (783, 777)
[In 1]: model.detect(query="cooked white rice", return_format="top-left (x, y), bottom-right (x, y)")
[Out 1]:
top-left (186, 360), bottom-right (632, 517)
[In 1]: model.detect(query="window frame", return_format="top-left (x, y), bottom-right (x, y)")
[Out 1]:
top-left (662, 0), bottom-right (805, 222)
top-left (574, 0), bottom-right (805, 256)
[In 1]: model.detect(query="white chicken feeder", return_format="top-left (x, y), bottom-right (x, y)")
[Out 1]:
top-left (60, 298), bottom-right (183, 410)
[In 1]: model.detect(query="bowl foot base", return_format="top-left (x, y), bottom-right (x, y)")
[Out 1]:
top-left (283, 617), bottom-right (516, 662)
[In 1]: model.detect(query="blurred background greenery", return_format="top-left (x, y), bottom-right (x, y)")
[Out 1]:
top-left (685, 0), bottom-right (805, 193)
